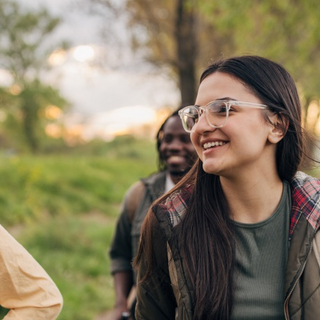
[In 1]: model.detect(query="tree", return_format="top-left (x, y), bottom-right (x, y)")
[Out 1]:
top-left (123, 0), bottom-right (201, 105)
top-left (198, 0), bottom-right (320, 127)
top-left (87, 0), bottom-right (320, 138)
top-left (0, 0), bottom-right (68, 152)
top-left (84, 0), bottom-right (245, 105)
top-left (0, 81), bottom-right (68, 152)
top-left (86, 0), bottom-right (217, 105)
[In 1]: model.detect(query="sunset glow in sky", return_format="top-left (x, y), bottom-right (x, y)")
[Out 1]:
top-left (21, 0), bottom-right (181, 139)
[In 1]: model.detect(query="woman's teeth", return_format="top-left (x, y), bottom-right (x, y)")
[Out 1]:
top-left (203, 141), bottom-right (226, 150)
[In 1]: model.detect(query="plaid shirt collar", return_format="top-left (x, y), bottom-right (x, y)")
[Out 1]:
top-left (158, 184), bottom-right (192, 227)
top-left (159, 171), bottom-right (320, 234)
top-left (290, 171), bottom-right (320, 234)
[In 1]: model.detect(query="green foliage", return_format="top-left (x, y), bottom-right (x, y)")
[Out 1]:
top-left (0, 138), bottom-right (157, 319)
top-left (0, 138), bottom-right (156, 226)
top-left (93, 0), bottom-right (320, 134)
top-left (0, 0), bottom-right (61, 79)
top-left (198, 0), bottom-right (320, 100)
top-left (17, 215), bottom-right (116, 320)
top-left (0, 0), bottom-right (69, 153)
top-left (0, 79), bottom-right (69, 153)
top-left (42, 134), bottom-right (158, 159)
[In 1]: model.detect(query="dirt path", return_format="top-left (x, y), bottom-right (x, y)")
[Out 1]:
top-left (95, 310), bottom-right (113, 320)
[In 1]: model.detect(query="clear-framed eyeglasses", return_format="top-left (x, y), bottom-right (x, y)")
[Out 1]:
top-left (178, 100), bottom-right (268, 132)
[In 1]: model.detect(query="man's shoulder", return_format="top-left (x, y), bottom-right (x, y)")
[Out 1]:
top-left (126, 181), bottom-right (146, 210)
top-left (125, 171), bottom-right (166, 223)
top-left (142, 170), bottom-right (167, 186)
top-left (126, 171), bottom-right (166, 198)
top-left (127, 180), bottom-right (146, 196)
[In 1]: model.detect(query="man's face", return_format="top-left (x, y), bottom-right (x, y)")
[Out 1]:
top-left (159, 116), bottom-right (197, 177)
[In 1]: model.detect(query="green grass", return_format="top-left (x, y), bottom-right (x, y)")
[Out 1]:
top-left (0, 137), bottom-right (157, 319)
top-left (16, 214), bottom-right (117, 320)
top-left (0, 142), bottom-right (157, 226)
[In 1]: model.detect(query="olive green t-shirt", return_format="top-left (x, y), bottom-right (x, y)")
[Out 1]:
top-left (231, 181), bottom-right (291, 320)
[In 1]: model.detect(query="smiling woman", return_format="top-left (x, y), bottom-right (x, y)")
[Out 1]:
top-left (134, 55), bottom-right (320, 320)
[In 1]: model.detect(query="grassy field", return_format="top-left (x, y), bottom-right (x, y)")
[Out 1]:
top-left (0, 136), bottom-right (157, 320)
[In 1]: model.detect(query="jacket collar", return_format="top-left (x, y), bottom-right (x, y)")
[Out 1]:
top-left (141, 170), bottom-right (167, 202)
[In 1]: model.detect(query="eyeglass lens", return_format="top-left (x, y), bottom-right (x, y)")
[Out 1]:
top-left (181, 101), bottom-right (229, 131)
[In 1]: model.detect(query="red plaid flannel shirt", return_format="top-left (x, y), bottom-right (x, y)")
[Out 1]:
top-left (160, 172), bottom-right (320, 234)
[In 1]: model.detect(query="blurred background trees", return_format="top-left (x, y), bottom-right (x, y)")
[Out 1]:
top-left (1, 0), bottom-right (320, 152)
top-left (88, 0), bottom-right (236, 105)
top-left (0, 0), bottom-right (68, 153)
top-left (88, 0), bottom-right (320, 138)
top-left (198, 0), bottom-right (320, 124)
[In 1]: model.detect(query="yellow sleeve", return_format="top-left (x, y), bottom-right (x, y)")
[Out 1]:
top-left (0, 225), bottom-right (63, 319)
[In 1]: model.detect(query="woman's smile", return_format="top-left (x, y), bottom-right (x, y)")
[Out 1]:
top-left (203, 141), bottom-right (227, 150)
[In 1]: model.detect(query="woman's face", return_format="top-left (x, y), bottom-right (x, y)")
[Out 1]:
top-left (190, 72), bottom-right (278, 178)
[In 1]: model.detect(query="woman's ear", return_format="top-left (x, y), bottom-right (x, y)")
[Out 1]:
top-left (267, 113), bottom-right (289, 144)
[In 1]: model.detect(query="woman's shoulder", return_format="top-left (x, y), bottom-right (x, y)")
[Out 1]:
top-left (291, 171), bottom-right (320, 201)
top-left (291, 171), bottom-right (320, 232)
top-left (292, 171), bottom-right (320, 188)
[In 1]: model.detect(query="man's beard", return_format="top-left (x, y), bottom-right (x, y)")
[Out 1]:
top-left (169, 166), bottom-right (191, 177)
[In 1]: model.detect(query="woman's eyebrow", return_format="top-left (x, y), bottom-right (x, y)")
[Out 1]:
top-left (217, 97), bottom-right (238, 101)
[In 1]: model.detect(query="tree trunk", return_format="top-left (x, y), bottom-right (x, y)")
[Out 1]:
top-left (21, 90), bottom-right (38, 153)
top-left (175, 0), bottom-right (198, 106)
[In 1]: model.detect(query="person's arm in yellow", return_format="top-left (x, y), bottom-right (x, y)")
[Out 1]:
top-left (0, 225), bottom-right (63, 320)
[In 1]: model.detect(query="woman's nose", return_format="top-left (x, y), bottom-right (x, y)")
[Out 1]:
top-left (193, 113), bottom-right (214, 134)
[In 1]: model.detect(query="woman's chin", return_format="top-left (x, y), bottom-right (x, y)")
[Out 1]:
top-left (202, 163), bottom-right (220, 175)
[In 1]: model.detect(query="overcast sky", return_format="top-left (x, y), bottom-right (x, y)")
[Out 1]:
top-left (25, 0), bottom-right (180, 116)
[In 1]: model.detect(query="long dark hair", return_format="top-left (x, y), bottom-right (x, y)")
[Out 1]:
top-left (135, 55), bottom-right (305, 320)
